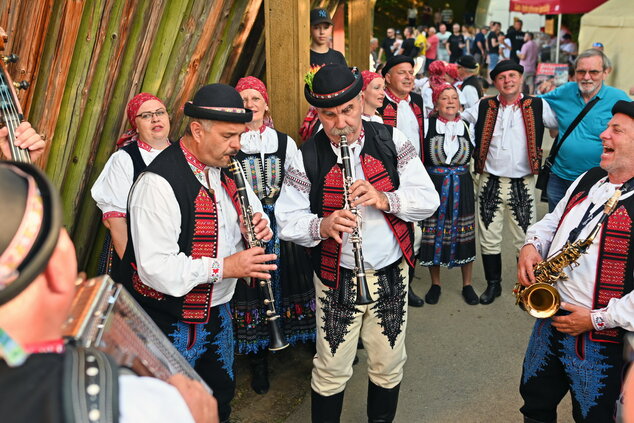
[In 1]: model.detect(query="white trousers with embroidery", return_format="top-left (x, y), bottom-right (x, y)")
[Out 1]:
top-left (477, 172), bottom-right (537, 255)
top-left (311, 259), bottom-right (409, 396)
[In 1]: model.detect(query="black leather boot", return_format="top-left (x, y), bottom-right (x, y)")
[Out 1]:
top-left (479, 254), bottom-right (502, 305)
top-left (523, 416), bottom-right (556, 423)
top-left (408, 266), bottom-right (424, 307)
top-left (249, 349), bottom-right (269, 394)
top-left (367, 380), bottom-right (400, 423)
top-left (311, 389), bottom-right (345, 423)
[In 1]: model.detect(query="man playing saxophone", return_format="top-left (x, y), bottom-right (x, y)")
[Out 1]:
top-left (275, 64), bottom-right (438, 423)
top-left (517, 100), bottom-right (634, 423)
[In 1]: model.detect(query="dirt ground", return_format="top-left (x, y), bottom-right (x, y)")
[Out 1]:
top-left (231, 343), bottom-right (314, 423)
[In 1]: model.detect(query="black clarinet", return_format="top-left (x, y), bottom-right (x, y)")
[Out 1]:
top-left (339, 135), bottom-right (373, 305)
top-left (229, 158), bottom-right (288, 351)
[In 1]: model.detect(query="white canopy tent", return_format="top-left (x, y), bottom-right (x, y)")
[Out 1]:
top-left (579, 0), bottom-right (634, 97)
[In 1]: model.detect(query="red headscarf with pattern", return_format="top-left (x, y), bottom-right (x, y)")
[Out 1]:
top-left (428, 60), bottom-right (447, 90)
top-left (235, 76), bottom-right (274, 128)
top-left (445, 63), bottom-right (459, 82)
top-left (361, 70), bottom-right (382, 91)
top-left (116, 93), bottom-right (165, 148)
top-left (432, 82), bottom-right (457, 106)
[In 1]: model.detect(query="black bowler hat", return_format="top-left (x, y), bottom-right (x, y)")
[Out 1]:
top-left (457, 55), bottom-right (478, 70)
top-left (490, 61), bottom-right (524, 80)
top-left (612, 100), bottom-right (634, 119)
top-left (304, 64), bottom-right (363, 108)
top-left (184, 83), bottom-right (253, 123)
top-left (381, 55), bottom-right (415, 77)
top-left (310, 8), bottom-right (333, 26)
top-left (0, 162), bottom-right (62, 305)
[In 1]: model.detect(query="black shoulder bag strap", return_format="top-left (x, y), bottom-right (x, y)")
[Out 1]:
top-left (62, 346), bottom-right (120, 423)
top-left (547, 96), bottom-right (600, 167)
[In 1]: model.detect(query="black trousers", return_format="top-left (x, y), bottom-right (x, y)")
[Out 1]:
top-left (154, 303), bottom-right (236, 422)
top-left (520, 318), bottom-right (623, 423)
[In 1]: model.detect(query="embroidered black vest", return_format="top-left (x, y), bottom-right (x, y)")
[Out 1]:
top-left (559, 167), bottom-right (634, 344)
top-left (119, 142), bottom-right (242, 328)
top-left (378, 90), bottom-right (425, 160)
top-left (460, 75), bottom-right (484, 99)
top-left (473, 96), bottom-right (545, 175)
top-left (300, 120), bottom-right (415, 289)
top-left (235, 130), bottom-right (288, 202)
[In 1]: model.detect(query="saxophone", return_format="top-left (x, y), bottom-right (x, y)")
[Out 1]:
top-left (339, 135), bottom-right (373, 305)
top-left (514, 189), bottom-right (622, 318)
top-left (229, 158), bottom-right (288, 351)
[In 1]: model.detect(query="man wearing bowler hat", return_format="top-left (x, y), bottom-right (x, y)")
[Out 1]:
top-left (461, 60), bottom-right (558, 305)
top-left (276, 64), bottom-right (438, 422)
top-left (119, 84), bottom-right (274, 422)
top-left (377, 54), bottom-right (430, 307)
top-left (516, 100), bottom-right (634, 423)
top-left (456, 54), bottom-right (484, 109)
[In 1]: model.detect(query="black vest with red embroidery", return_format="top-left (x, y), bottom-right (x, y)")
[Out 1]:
top-left (559, 167), bottom-right (634, 344)
top-left (300, 120), bottom-right (415, 289)
top-left (119, 141), bottom-right (242, 328)
top-left (378, 90), bottom-right (425, 160)
top-left (473, 95), bottom-right (545, 175)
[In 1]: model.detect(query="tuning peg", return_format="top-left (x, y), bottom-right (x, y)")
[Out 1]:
top-left (13, 80), bottom-right (28, 90)
top-left (2, 54), bottom-right (18, 64)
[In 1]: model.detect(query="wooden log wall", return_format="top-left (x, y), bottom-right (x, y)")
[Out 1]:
top-left (0, 0), bottom-right (267, 273)
top-left (0, 0), bottom-right (368, 275)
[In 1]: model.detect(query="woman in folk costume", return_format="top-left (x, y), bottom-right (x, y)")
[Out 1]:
top-left (232, 76), bottom-right (316, 394)
top-left (422, 60), bottom-right (448, 117)
top-left (418, 83), bottom-right (478, 305)
top-left (361, 71), bottom-right (385, 123)
top-left (91, 93), bottom-right (171, 275)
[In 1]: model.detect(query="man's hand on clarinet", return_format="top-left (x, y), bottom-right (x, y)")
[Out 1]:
top-left (0, 121), bottom-right (46, 161)
top-left (320, 209), bottom-right (356, 244)
top-left (349, 180), bottom-right (390, 211)
top-left (167, 374), bottom-right (219, 423)
top-left (517, 244), bottom-right (542, 287)
top-left (251, 211), bottom-right (273, 241)
top-left (224, 247), bottom-right (277, 280)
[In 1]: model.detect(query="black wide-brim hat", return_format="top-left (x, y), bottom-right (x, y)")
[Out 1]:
top-left (457, 55), bottom-right (478, 70)
top-left (0, 161), bottom-right (61, 305)
top-left (304, 64), bottom-right (363, 108)
top-left (184, 83), bottom-right (253, 123)
top-left (490, 61), bottom-right (524, 80)
top-left (381, 55), bottom-right (415, 77)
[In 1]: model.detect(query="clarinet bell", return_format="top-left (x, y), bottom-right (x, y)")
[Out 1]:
top-left (355, 275), bottom-right (373, 305)
top-left (267, 316), bottom-right (289, 351)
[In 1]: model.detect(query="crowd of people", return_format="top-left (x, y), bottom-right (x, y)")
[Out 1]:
top-left (1, 5), bottom-right (634, 423)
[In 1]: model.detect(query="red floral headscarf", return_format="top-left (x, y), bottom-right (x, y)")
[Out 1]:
top-left (428, 60), bottom-right (447, 90)
top-left (432, 82), bottom-right (457, 106)
top-left (445, 63), bottom-right (459, 82)
top-left (235, 76), bottom-right (274, 128)
top-left (361, 71), bottom-right (382, 91)
top-left (116, 93), bottom-right (165, 148)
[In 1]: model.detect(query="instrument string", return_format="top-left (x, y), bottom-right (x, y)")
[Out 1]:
top-left (0, 70), bottom-right (28, 162)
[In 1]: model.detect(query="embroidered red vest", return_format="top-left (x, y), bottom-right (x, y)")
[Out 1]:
top-left (378, 90), bottom-right (425, 161)
top-left (473, 96), bottom-right (545, 175)
top-left (120, 142), bottom-right (242, 327)
top-left (558, 167), bottom-right (634, 343)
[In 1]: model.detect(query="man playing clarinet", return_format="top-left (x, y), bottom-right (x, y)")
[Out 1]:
top-left (275, 64), bottom-right (438, 423)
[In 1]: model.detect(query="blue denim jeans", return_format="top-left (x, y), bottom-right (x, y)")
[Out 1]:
top-left (546, 172), bottom-right (574, 212)
top-left (488, 53), bottom-right (499, 71)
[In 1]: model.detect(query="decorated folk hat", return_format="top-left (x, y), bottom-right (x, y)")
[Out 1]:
top-left (381, 55), bottom-right (415, 77)
top-left (0, 162), bottom-right (62, 305)
top-left (490, 60), bottom-right (524, 80)
top-left (304, 64), bottom-right (363, 108)
top-left (184, 83), bottom-right (253, 123)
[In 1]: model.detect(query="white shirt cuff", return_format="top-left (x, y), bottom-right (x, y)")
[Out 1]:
top-left (384, 191), bottom-right (401, 214)
top-left (310, 217), bottom-right (326, 241)
top-left (591, 309), bottom-right (611, 331)
top-left (208, 258), bottom-right (223, 284)
top-left (524, 237), bottom-right (544, 257)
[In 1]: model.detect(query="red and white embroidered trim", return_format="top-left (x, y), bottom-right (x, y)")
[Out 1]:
top-left (0, 171), bottom-right (43, 286)
top-left (180, 140), bottom-right (206, 171)
top-left (102, 211), bottom-right (126, 221)
top-left (24, 339), bottom-right (65, 354)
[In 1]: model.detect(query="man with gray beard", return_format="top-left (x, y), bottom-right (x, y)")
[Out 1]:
top-left (275, 64), bottom-right (438, 423)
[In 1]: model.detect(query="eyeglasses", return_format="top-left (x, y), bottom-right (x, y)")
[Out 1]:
top-left (575, 69), bottom-right (602, 77)
top-left (135, 109), bottom-right (167, 120)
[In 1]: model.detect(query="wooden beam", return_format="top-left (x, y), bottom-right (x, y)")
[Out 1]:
top-left (347, 0), bottom-right (374, 70)
top-left (264, 0), bottom-right (309, 141)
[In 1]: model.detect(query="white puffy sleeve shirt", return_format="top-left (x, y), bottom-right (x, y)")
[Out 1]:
top-left (275, 128), bottom-right (439, 270)
top-left (239, 126), bottom-right (298, 171)
top-left (128, 166), bottom-right (268, 306)
top-left (525, 174), bottom-right (634, 332)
